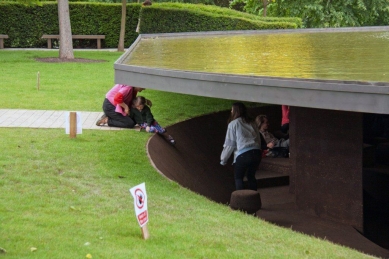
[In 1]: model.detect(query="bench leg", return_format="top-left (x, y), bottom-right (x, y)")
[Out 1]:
top-left (47, 39), bottom-right (52, 49)
top-left (0, 39), bottom-right (3, 49)
top-left (97, 39), bottom-right (101, 49)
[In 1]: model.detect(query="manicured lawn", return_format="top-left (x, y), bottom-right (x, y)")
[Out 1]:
top-left (0, 50), bottom-right (372, 258)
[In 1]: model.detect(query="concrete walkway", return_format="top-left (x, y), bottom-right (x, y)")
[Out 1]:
top-left (0, 109), bottom-right (128, 130)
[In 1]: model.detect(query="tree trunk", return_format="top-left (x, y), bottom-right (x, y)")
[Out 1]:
top-left (58, 0), bottom-right (74, 59)
top-left (118, 0), bottom-right (127, 52)
top-left (263, 0), bottom-right (268, 17)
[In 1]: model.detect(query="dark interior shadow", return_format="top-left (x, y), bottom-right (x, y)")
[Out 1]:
top-left (147, 105), bottom-right (389, 258)
top-left (147, 105), bottom-right (282, 204)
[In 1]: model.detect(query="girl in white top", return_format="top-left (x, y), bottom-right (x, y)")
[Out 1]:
top-left (220, 102), bottom-right (262, 190)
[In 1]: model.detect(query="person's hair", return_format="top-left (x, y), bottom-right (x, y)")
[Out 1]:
top-left (133, 96), bottom-right (146, 106)
top-left (142, 0), bottom-right (152, 6)
top-left (255, 115), bottom-right (267, 129)
top-left (228, 102), bottom-right (251, 124)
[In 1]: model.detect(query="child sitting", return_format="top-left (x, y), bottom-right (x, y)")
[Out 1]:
top-left (255, 115), bottom-right (289, 157)
top-left (130, 96), bottom-right (175, 145)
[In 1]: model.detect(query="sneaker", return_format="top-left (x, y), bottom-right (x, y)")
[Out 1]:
top-left (167, 135), bottom-right (175, 146)
top-left (96, 114), bottom-right (108, 126)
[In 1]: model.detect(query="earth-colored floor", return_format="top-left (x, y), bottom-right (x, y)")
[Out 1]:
top-left (147, 106), bottom-right (389, 259)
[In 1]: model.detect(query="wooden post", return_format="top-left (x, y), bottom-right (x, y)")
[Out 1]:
top-left (97, 39), bottom-right (101, 49)
top-left (69, 112), bottom-right (77, 138)
top-left (47, 38), bottom-right (52, 49)
top-left (141, 224), bottom-right (149, 240)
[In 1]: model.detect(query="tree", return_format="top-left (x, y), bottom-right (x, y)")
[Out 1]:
top-left (58, 0), bottom-right (74, 59)
top-left (230, 0), bottom-right (274, 17)
top-left (16, 0), bottom-right (74, 58)
top-left (267, 0), bottom-right (389, 28)
top-left (262, 0), bottom-right (270, 17)
top-left (118, 0), bottom-right (127, 52)
top-left (232, 0), bottom-right (389, 28)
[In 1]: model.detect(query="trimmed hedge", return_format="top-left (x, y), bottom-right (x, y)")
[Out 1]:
top-left (0, 2), bottom-right (301, 48)
top-left (150, 3), bottom-right (302, 27)
top-left (140, 6), bottom-right (298, 33)
top-left (0, 2), bottom-right (140, 48)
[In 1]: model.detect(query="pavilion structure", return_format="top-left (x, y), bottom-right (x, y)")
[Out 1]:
top-left (114, 27), bottom-right (389, 243)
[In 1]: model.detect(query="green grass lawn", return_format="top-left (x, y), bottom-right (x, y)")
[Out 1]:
top-left (0, 50), bottom-right (373, 258)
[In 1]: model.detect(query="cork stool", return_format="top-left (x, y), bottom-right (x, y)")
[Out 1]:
top-left (229, 190), bottom-right (262, 214)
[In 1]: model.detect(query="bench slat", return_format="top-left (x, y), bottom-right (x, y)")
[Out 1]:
top-left (42, 35), bottom-right (105, 39)
top-left (41, 34), bottom-right (105, 49)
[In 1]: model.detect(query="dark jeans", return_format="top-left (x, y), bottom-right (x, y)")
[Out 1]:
top-left (234, 149), bottom-right (261, 191)
top-left (102, 98), bottom-right (135, 128)
top-left (281, 123), bottom-right (289, 134)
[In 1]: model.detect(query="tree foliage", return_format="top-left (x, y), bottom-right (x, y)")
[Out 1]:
top-left (230, 0), bottom-right (389, 27)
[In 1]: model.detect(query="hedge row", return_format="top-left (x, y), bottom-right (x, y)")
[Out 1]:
top-left (0, 2), bottom-right (301, 48)
top-left (0, 2), bottom-right (140, 48)
top-left (148, 3), bottom-right (302, 28)
top-left (140, 5), bottom-right (299, 34)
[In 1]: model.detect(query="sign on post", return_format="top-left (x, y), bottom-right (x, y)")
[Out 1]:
top-left (129, 183), bottom-right (149, 239)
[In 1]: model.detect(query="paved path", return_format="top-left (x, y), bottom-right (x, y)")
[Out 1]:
top-left (0, 109), bottom-right (129, 130)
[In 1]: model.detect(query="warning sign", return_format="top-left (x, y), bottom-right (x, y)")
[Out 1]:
top-left (129, 183), bottom-right (148, 227)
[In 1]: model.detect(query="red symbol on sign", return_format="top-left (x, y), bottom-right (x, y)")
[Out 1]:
top-left (138, 211), bottom-right (148, 225)
top-left (135, 188), bottom-right (145, 209)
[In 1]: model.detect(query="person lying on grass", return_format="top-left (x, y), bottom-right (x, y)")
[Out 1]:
top-left (130, 96), bottom-right (175, 146)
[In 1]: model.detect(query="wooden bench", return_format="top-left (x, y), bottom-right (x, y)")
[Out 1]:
top-left (0, 34), bottom-right (9, 49)
top-left (41, 34), bottom-right (105, 49)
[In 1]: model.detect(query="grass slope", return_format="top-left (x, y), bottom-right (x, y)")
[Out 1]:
top-left (0, 50), bottom-right (373, 258)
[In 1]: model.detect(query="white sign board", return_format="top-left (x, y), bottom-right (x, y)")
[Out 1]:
top-left (65, 112), bottom-right (82, 134)
top-left (129, 182), bottom-right (148, 227)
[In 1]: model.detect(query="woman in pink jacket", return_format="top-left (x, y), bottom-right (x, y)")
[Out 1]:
top-left (96, 84), bottom-right (150, 128)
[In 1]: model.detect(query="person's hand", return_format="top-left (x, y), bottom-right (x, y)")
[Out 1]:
top-left (145, 99), bottom-right (152, 107)
top-left (120, 102), bottom-right (129, 115)
top-left (220, 161), bottom-right (226, 166)
top-left (267, 142), bottom-right (274, 149)
top-left (146, 126), bottom-right (151, 132)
